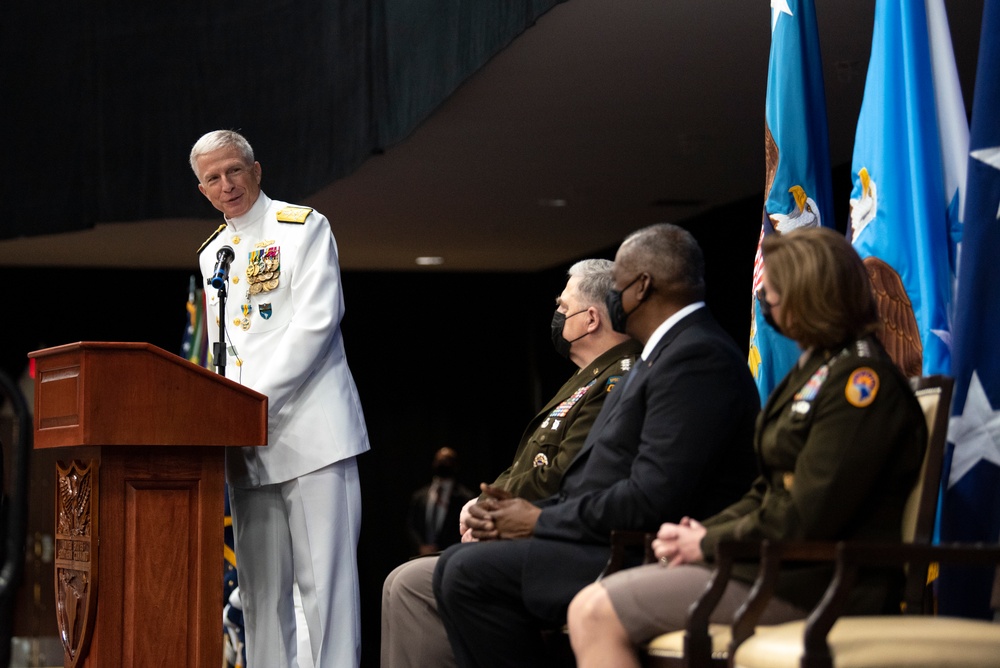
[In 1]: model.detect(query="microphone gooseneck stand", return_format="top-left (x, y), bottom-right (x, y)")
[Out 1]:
top-left (213, 281), bottom-right (228, 376)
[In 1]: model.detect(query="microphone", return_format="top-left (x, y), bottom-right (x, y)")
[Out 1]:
top-left (210, 246), bottom-right (236, 290)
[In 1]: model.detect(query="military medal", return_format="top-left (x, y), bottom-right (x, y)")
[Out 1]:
top-left (246, 245), bottom-right (281, 295)
top-left (549, 380), bottom-right (596, 418)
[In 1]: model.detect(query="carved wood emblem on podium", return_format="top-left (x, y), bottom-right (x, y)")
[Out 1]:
top-left (55, 460), bottom-right (99, 668)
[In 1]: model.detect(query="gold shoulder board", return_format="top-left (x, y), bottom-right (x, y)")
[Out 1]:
top-left (196, 224), bottom-right (227, 255)
top-left (276, 206), bottom-right (313, 224)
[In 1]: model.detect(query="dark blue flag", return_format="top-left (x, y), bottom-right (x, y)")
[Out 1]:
top-left (939, 0), bottom-right (1000, 619)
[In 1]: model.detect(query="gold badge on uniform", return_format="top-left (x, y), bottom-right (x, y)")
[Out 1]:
top-left (782, 472), bottom-right (796, 491)
top-left (532, 453), bottom-right (549, 467)
top-left (845, 367), bottom-right (879, 407)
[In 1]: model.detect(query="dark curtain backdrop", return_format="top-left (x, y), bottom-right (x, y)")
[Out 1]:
top-left (0, 0), bottom-right (562, 239)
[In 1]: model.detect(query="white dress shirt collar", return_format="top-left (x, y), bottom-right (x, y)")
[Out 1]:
top-left (641, 302), bottom-right (706, 360)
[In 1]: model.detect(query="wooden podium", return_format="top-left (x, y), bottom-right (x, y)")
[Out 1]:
top-left (29, 342), bottom-right (267, 668)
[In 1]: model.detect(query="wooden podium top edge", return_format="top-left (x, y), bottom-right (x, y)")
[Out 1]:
top-left (27, 341), bottom-right (267, 402)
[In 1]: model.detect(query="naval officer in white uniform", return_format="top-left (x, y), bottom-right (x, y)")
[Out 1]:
top-left (192, 129), bottom-right (370, 668)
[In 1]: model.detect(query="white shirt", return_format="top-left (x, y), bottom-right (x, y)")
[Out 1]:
top-left (641, 302), bottom-right (706, 360)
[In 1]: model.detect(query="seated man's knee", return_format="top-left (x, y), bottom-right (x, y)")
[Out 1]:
top-left (395, 557), bottom-right (437, 603)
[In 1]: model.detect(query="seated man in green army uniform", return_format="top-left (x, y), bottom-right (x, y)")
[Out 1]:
top-left (381, 258), bottom-right (640, 668)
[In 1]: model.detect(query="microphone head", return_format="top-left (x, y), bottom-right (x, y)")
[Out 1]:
top-left (210, 245), bottom-right (236, 289)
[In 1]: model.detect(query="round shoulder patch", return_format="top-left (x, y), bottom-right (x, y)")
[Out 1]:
top-left (844, 367), bottom-right (879, 407)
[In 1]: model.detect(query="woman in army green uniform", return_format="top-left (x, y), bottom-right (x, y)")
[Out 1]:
top-left (567, 226), bottom-right (928, 668)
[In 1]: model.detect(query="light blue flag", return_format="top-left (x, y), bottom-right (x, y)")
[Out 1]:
top-left (848, 0), bottom-right (957, 378)
top-left (926, 0), bottom-right (970, 273)
top-left (748, 0), bottom-right (834, 403)
top-left (939, 0), bottom-right (1000, 619)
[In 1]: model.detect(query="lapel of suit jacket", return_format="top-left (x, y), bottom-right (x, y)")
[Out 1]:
top-left (560, 309), bottom-right (709, 476)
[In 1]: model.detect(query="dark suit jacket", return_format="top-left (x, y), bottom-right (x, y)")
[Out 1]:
top-left (406, 479), bottom-right (475, 553)
top-left (523, 307), bottom-right (760, 622)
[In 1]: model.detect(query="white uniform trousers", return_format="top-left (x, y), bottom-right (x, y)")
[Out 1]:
top-left (230, 458), bottom-right (362, 668)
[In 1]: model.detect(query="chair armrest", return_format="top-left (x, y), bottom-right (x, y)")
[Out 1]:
top-left (728, 540), bottom-right (838, 655)
top-left (802, 542), bottom-right (1000, 666)
top-left (599, 529), bottom-right (657, 579)
top-left (682, 539), bottom-right (762, 666)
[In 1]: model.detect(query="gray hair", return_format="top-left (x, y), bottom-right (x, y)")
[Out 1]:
top-left (189, 130), bottom-right (255, 178)
top-left (567, 258), bottom-right (615, 312)
top-left (619, 223), bottom-right (705, 302)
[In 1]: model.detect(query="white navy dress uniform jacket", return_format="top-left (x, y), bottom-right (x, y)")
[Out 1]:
top-left (199, 191), bottom-right (370, 487)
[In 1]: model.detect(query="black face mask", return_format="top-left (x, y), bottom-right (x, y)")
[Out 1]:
top-left (432, 463), bottom-right (456, 478)
top-left (551, 309), bottom-right (588, 358)
top-left (605, 275), bottom-right (643, 334)
top-left (757, 287), bottom-right (784, 336)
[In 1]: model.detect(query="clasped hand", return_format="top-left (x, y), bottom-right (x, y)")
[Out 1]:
top-left (461, 483), bottom-right (541, 541)
top-left (651, 516), bottom-right (706, 567)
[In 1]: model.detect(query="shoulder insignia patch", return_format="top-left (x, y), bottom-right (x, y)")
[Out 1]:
top-left (196, 224), bottom-right (227, 255)
top-left (276, 206), bottom-right (312, 223)
top-left (605, 375), bottom-right (622, 392)
top-left (533, 453), bottom-right (549, 468)
top-left (845, 367), bottom-right (879, 407)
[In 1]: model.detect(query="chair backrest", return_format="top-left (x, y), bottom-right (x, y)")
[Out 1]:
top-left (901, 375), bottom-right (953, 546)
top-left (897, 375), bottom-right (953, 612)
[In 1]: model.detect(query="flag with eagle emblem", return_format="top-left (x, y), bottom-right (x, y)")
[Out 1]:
top-left (749, 0), bottom-right (835, 403)
top-left (847, 0), bottom-right (965, 378)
